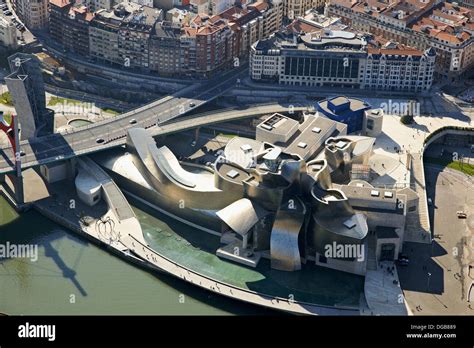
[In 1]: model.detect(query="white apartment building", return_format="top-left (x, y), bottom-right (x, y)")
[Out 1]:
top-left (284, 0), bottom-right (325, 19)
top-left (0, 15), bottom-right (17, 48)
top-left (250, 31), bottom-right (436, 92)
top-left (86, 0), bottom-right (113, 11)
top-left (326, 0), bottom-right (474, 81)
top-left (12, 0), bottom-right (48, 30)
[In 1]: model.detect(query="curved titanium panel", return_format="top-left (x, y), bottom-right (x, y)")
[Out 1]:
top-left (311, 213), bottom-right (368, 257)
top-left (270, 196), bottom-right (306, 271)
top-left (216, 198), bottom-right (267, 236)
top-left (126, 128), bottom-right (243, 210)
top-left (149, 144), bottom-right (196, 188)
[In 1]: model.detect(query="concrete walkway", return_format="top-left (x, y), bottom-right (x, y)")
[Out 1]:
top-left (364, 261), bottom-right (409, 315)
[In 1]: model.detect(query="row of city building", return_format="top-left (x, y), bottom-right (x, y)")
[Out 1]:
top-left (325, 0), bottom-right (474, 81)
top-left (250, 21), bottom-right (437, 92)
top-left (47, 0), bottom-right (283, 75)
top-left (250, 2), bottom-right (474, 90)
top-left (4, 0), bottom-right (472, 83)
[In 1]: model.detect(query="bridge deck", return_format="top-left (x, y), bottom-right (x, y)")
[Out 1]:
top-left (0, 103), bottom-right (309, 174)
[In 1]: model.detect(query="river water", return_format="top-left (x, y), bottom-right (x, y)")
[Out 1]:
top-left (0, 197), bottom-right (263, 315)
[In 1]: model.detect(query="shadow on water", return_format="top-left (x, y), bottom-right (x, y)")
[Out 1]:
top-left (0, 201), bottom-right (275, 315)
top-left (0, 210), bottom-right (88, 296)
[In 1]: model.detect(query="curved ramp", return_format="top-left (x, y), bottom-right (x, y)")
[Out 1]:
top-left (77, 156), bottom-right (146, 246)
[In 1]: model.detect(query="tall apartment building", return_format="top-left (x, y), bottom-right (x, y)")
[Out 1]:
top-left (250, 30), bottom-right (435, 92)
top-left (149, 21), bottom-right (183, 75)
top-left (216, 0), bottom-right (283, 56)
top-left (117, 3), bottom-right (163, 70)
top-left (86, 0), bottom-right (113, 12)
top-left (5, 53), bottom-right (52, 139)
top-left (0, 15), bottom-right (17, 48)
top-left (283, 0), bottom-right (325, 19)
top-left (89, 6), bottom-right (126, 65)
top-left (363, 42), bottom-right (436, 91)
top-left (85, 2), bottom-right (162, 69)
top-left (50, 0), bottom-right (94, 57)
top-left (459, 0), bottom-right (474, 9)
top-left (148, 1), bottom-right (281, 76)
top-left (189, 0), bottom-right (234, 15)
top-left (188, 15), bottom-right (236, 73)
top-left (12, 0), bottom-right (48, 30)
top-left (326, 0), bottom-right (474, 81)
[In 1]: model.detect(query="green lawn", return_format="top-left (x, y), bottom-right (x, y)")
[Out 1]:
top-left (1, 112), bottom-right (12, 124)
top-left (425, 156), bottom-right (474, 176)
top-left (0, 92), bottom-right (13, 106)
top-left (48, 97), bottom-right (120, 116)
top-left (217, 132), bottom-right (237, 139)
top-left (47, 96), bottom-right (82, 106)
top-left (101, 108), bottom-right (120, 116)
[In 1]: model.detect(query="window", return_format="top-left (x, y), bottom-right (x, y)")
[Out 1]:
top-left (366, 119), bottom-right (374, 130)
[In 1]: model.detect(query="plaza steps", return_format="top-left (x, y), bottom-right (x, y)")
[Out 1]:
top-left (405, 153), bottom-right (431, 243)
top-left (367, 234), bottom-right (377, 271)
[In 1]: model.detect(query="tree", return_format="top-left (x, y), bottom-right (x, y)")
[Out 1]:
top-left (400, 114), bottom-right (414, 125)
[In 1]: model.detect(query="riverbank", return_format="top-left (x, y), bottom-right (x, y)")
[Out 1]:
top-left (0, 197), bottom-right (264, 315)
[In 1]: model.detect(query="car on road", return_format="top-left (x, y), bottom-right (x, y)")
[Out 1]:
top-left (456, 211), bottom-right (467, 219)
top-left (190, 140), bottom-right (196, 147)
top-left (129, 118), bottom-right (137, 125)
top-left (96, 138), bottom-right (105, 144)
top-left (397, 255), bottom-right (410, 266)
top-left (189, 102), bottom-right (196, 107)
top-left (427, 197), bottom-right (433, 206)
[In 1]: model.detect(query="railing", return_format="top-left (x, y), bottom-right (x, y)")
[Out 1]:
top-left (127, 234), bottom-right (359, 313)
top-left (423, 126), bottom-right (474, 147)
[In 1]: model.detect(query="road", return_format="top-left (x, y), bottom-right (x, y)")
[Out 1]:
top-left (398, 164), bottom-right (473, 315)
top-left (0, 100), bottom-right (309, 174)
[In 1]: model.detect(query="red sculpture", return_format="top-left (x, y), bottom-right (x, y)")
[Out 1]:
top-left (0, 113), bottom-right (17, 154)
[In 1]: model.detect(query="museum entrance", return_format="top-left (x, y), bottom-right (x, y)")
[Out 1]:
top-left (380, 243), bottom-right (395, 261)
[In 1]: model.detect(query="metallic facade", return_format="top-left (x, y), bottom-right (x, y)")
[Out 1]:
top-left (97, 113), bottom-right (408, 275)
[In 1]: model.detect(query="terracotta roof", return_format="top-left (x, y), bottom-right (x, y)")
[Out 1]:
top-left (368, 47), bottom-right (423, 56)
top-left (50, 0), bottom-right (71, 8)
top-left (287, 19), bottom-right (321, 34)
top-left (248, 1), bottom-right (269, 12)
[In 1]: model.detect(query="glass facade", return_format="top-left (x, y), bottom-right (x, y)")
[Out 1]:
top-left (284, 56), bottom-right (359, 78)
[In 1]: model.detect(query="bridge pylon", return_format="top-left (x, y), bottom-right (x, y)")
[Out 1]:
top-left (0, 112), bottom-right (24, 206)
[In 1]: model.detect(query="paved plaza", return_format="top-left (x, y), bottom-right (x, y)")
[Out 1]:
top-left (398, 165), bottom-right (474, 315)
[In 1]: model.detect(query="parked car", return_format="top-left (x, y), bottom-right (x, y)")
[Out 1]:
top-left (398, 258), bottom-right (409, 266)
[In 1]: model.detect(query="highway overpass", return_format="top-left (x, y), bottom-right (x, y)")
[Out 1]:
top-left (0, 102), bottom-right (310, 174)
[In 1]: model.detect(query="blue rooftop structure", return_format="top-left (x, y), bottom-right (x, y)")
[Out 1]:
top-left (316, 96), bottom-right (371, 133)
